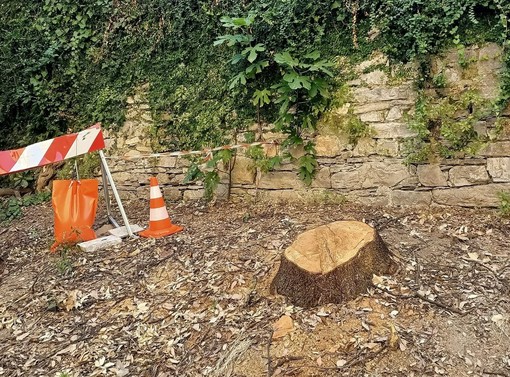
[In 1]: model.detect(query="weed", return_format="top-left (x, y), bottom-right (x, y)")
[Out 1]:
top-left (0, 191), bottom-right (51, 224)
top-left (498, 192), bottom-right (510, 218)
top-left (432, 72), bottom-right (447, 88)
top-left (55, 249), bottom-right (73, 276)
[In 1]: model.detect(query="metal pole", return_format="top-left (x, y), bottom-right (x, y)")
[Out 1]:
top-left (100, 159), bottom-right (119, 228)
top-left (98, 150), bottom-right (134, 237)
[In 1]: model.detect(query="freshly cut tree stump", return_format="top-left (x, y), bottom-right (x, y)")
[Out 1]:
top-left (270, 221), bottom-right (395, 308)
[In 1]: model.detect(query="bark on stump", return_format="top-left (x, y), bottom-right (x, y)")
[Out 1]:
top-left (270, 221), bottom-right (395, 308)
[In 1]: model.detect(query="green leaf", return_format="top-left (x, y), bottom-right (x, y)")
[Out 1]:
top-left (251, 89), bottom-right (271, 107)
top-left (229, 72), bottom-right (247, 89)
top-left (283, 72), bottom-right (311, 90)
top-left (309, 77), bottom-right (329, 98)
top-left (242, 43), bottom-right (265, 63)
top-left (245, 60), bottom-right (269, 76)
top-left (183, 164), bottom-right (204, 184)
top-left (231, 54), bottom-right (244, 64)
top-left (214, 34), bottom-right (252, 47)
top-left (304, 51), bottom-right (320, 60)
top-left (274, 51), bottom-right (299, 68)
top-left (308, 60), bottom-right (335, 76)
top-left (204, 171), bottom-right (220, 201)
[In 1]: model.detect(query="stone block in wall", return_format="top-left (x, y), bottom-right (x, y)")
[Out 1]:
top-left (478, 141), bottom-right (510, 157)
top-left (183, 189), bottom-right (205, 201)
top-left (311, 167), bottom-right (331, 189)
top-left (332, 160), bottom-right (412, 190)
top-left (449, 166), bottom-right (489, 186)
top-left (157, 156), bottom-right (177, 168)
top-left (331, 168), bottom-right (362, 190)
top-left (359, 111), bottom-right (385, 123)
top-left (125, 137), bottom-right (141, 147)
top-left (231, 156), bottom-right (256, 185)
top-left (390, 190), bottom-right (432, 206)
top-left (352, 138), bottom-right (376, 157)
top-left (432, 183), bottom-right (510, 207)
top-left (112, 171), bottom-right (134, 183)
top-left (372, 123), bottom-right (417, 139)
top-left (417, 164), bottom-right (448, 187)
top-left (136, 173), bottom-right (154, 185)
top-left (288, 144), bottom-right (305, 159)
top-left (473, 121), bottom-right (488, 138)
top-left (375, 140), bottom-right (399, 157)
top-left (263, 143), bottom-right (278, 158)
top-left (487, 158), bottom-right (510, 182)
top-left (258, 171), bottom-right (305, 190)
top-left (136, 146), bottom-right (152, 153)
top-left (385, 107), bottom-right (403, 121)
top-left (176, 158), bottom-right (191, 168)
top-left (488, 118), bottom-right (510, 140)
top-left (353, 100), bottom-right (414, 115)
top-left (229, 187), bottom-right (255, 203)
top-left (162, 187), bottom-right (183, 201)
top-left (361, 160), bottom-right (412, 188)
top-left (359, 70), bottom-right (388, 86)
top-left (156, 172), bottom-right (172, 185)
top-left (315, 135), bottom-right (348, 157)
top-left (273, 162), bottom-right (298, 172)
top-left (502, 103), bottom-right (510, 116)
top-left (124, 150), bottom-right (142, 158)
top-left (356, 53), bottom-right (388, 73)
top-left (170, 174), bottom-right (186, 185)
top-left (352, 86), bottom-right (414, 103)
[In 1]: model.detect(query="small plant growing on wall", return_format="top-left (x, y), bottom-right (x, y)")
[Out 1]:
top-left (403, 88), bottom-right (491, 164)
top-left (214, 14), bottom-right (335, 186)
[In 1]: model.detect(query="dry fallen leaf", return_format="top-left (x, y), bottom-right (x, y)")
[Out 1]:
top-left (388, 323), bottom-right (399, 350)
top-left (272, 315), bottom-right (294, 339)
top-left (372, 274), bottom-right (384, 285)
top-left (336, 359), bottom-right (347, 368)
top-left (63, 290), bottom-right (80, 311)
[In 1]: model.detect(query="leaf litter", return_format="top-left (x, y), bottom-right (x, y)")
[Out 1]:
top-left (0, 200), bottom-right (509, 376)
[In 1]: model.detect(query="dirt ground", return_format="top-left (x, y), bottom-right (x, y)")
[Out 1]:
top-left (0, 197), bottom-right (509, 377)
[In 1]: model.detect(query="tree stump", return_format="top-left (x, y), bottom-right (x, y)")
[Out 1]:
top-left (270, 221), bottom-right (396, 308)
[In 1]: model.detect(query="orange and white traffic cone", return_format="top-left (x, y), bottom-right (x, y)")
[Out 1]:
top-left (139, 177), bottom-right (183, 238)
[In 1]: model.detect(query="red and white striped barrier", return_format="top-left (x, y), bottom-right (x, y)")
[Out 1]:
top-left (0, 123), bottom-right (105, 176)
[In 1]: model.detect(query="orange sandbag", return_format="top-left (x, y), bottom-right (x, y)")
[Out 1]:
top-left (51, 179), bottom-right (99, 251)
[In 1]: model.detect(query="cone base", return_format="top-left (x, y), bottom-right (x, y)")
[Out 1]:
top-left (139, 224), bottom-right (183, 238)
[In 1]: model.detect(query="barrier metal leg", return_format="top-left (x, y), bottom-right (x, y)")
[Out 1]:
top-left (98, 150), bottom-right (134, 237)
top-left (100, 160), bottom-right (119, 228)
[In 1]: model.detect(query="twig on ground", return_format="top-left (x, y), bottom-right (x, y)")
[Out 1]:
top-left (482, 370), bottom-right (510, 377)
top-left (462, 257), bottom-right (504, 280)
top-left (267, 329), bottom-right (274, 377)
top-left (273, 356), bottom-right (304, 370)
top-left (374, 285), bottom-right (465, 315)
top-left (345, 344), bottom-right (388, 369)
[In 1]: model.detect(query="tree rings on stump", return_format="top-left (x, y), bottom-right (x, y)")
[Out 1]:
top-left (270, 221), bottom-right (396, 308)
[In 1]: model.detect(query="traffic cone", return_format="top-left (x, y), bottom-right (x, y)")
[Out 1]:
top-left (139, 177), bottom-right (183, 238)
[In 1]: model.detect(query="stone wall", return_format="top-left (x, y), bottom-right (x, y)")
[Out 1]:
top-left (105, 43), bottom-right (510, 207)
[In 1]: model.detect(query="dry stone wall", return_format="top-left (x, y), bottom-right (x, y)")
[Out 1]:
top-left (106, 44), bottom-right (510, 207)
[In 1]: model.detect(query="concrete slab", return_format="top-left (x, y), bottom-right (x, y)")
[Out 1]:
top-left (109, 224), bottom-right (144, 238)
top-left (78, 235), bottom-right (122, 252)
top-left (95, 224), bottom-right (115, 236)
